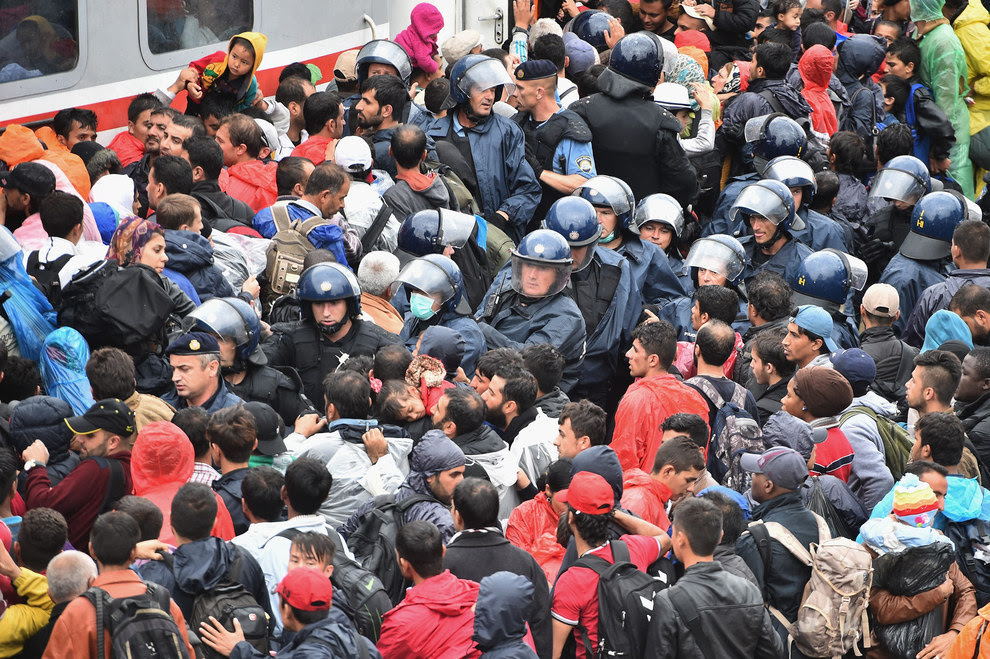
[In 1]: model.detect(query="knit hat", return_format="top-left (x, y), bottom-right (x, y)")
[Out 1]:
top-left (442, 30), bottom-right (483, 67)
top-left (892, 473), bottom-right (940, 528)
top-left (675, 30), bottom-right (711, 53)
top-left (792, 367), bottom-right (854, 418)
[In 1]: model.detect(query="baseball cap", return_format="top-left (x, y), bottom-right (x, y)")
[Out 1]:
top-left (682, 4), bottom-right (715, 30)
top-left (333, 50), bottom-right (359, 83)
top-left (563, 32), bottom-right (596, 77)
top-left (791, 305), bottom-right (838, 354)
top-left (243, 401), bottom-right (287, 456)
top-left (334, 135), bottom-right (373, 174)
top-left (167, 331), bottom-right (221, 356)
top-left (65, 399), bottom-right (136, 438)
top-left (0, 162), bottom-right (56, 199)
top-left (740, 446), bottom-right (809, 490)
top-left (276, 567), bottom-right (333, 611)
top-left (830, 348), bottom-right (877, 388)
top-left (557, 471), bottom-right (614, 515)
top-left (862, 283), bottom-right (900, 318)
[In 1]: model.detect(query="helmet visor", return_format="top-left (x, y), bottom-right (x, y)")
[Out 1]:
top-left (632, 195), bottom-right (684, 235)
top-left (511, 255), bottom-right (571, 298)
top-left (357, 40), bottom-right (411, 80)
top-left (841, 252), bottom-right (869, 292)
top-left (763, 158), bottom-right (815, 191)
top-left (440, 210), bottom-right (477, 249)
top-left (184, 298), bottom-right (251, 346)
top-left (684, 239), bottom-right (745, 283)
top-left (869, 167), bottom-right (927, 205)
top-left (576, 177), bottom-right (634, 219)
top-left (393, 259), bottom-right (457, 304)
top-left (456, 58), bottom-right (516, 100)
top-left (730, 184), bottom-right (791, 226)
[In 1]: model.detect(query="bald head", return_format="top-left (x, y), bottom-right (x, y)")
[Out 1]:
top-left (696, 319), bottom-right (737, 367)
top-left (391, 124), bottom-right (428, 171)
top-left (46, 550), bottom-right (97, 602)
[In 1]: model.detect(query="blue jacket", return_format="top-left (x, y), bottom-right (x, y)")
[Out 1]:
top-left (431, 113), bottom-right (542, 243)
top-left (251, 198), bottom-right (349, 267)
top-left (831, 311), bottom-right (861, 350)
top-left (743, 236), bottom-right (814, 282)
top-left (667, 251), bottom-right (694, 294)
top-left (879, 253), bottom-right (949, 336)
top-left (400, 310), bottom-right (487, 378)
top-left (903, 269), bottom-right (990, 347)
top-left (161, 268), bottom-right (202, 306)
top-left (162, 378), bottom-right (244, 415)
top-left (163, 230), bottom-right (233, 302)
top-left (231, 608), bottom-right (380, 658)
top-left (475, 275), bottom-right (586, 393)
top-left (473, 572), bottom-right (538, 659)
top-left (615, 237), bottom-right (685, 305)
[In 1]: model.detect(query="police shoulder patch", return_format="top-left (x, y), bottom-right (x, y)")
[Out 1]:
top-left (576, 155), bottom-right (593, 173)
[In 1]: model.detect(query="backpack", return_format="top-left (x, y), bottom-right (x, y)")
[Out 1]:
top-left (162, 550), bottom-right (269, 659)
top-left (273, 528), bottom-right (392, 642)
top-left (573, 539), bottom-right (667, 658)
top-left (345, 493), bottom-right (435, 605)
top-left (83, 581), bottom-right (190, 659)
top-left (423, 159), bottom-right (480, 216)
top-left (944, 518), bottom-right (990, 607)
top-left (58, 259), bottom-right (174, 355)
top-left (26, 251), bottom-right (73, 307)
top-left (264, 201), bottom-right (325, 295)
top-left (749, 515), bottom-right (873, 658)
top-left (838, 405), bottom-right (913, 480)
top-left (686, 377), bottom-right (765, 493)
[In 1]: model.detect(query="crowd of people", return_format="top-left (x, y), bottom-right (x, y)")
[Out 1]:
top-left (1, 0), bottom-right (990, 656)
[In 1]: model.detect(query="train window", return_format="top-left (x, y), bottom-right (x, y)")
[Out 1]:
top-left (0, 5), bottom-right (80, 83)
top-left (145, 0), bottom-right (254, 55)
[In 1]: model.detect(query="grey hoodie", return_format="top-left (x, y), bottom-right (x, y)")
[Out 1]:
top-left (383, 173), bottom-right (452, 225)
top-left (838, 392), bottom-right (896, 513)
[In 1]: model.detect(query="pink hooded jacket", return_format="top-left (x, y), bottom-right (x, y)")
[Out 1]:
top-left (394, 3), bottom-right (444, 74)
top-left (12, 160), bottom-right (101, 251)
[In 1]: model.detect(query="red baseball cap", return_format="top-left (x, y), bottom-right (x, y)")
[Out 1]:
top-left (557, 471), bottom-right (614, 515)
top-left (276, 567), bottom-right (333, 612)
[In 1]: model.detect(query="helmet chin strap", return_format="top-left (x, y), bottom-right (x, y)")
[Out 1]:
top-left (221, 359), bottom-right (245, 377)
top-left (461, 103), bottom-right (491, 126)
top-left (759, 225), bottom-right (784, 253)
top-left (317, 319), bottom-right (348, 339)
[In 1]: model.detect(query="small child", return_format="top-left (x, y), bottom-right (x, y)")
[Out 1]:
top-left (773, 0), bottom-right (803, 62)
top-left (186, 32), bottom-right (267, 113)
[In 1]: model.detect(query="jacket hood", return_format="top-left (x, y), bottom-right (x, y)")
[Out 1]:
top-left (921, 309), bottom-right (975, 352)
top-left (333, 419), bottom-right (408, 443)
top-left (851, 392), bottom-right (898, 416)
top-left (404, 570), bottom-right (479, 615)
top-left (226, 32), bottom-right (266, 85)
top-left (419, 326), bottom-right (465, 375)
top-left (944, 475), bottom-right (990, 522)
top-left (164, 229), bottom-right (216, 272)
top-left (90, 174), bottom-right (136, 216)
top-left (8, 395), bottom-right (74, 459)
top-left (454, 424), bottom-right (506, 454)
top-left (472, 571), bottom-right (533, 650)
top-left (405, 429), bottom-right (467, 494)
top-left (571, 445), bottom-right (624, 501)
top-left (911, 0), bottom-right (947, 22)
top-left (598, 67), bottom-right (654, 101)
top-left (394, 3), bottom-right (444, 73)
top-left (131, 421), bottom-right (195, 494)
top-left (954, 0), bottom-right (990, 28)
top-left (173, 536), bottom-right (236, 593)
top-left (799, 45), bottom-right (835, 90)
top-left (0, 124), bottom-right (45, 166)
top-left (749, 78), bottom-right (815, 119)
top-left (836, 35), bottom-right (886, 80)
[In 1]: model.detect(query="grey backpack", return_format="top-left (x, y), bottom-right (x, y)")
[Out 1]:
top-left (265, 201), bottom-right (324, 295)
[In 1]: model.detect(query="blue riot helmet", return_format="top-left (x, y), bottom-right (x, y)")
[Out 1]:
top-left (762, 156), bottom-right (817, 201)
top-left (899, 191), bottom-right (967, 260)
top-left (355, 39), bottom-right (413, 85)
top-left (567, 10), bottom-right (612, 52)
top-left (392, 254), bottom-right (465, 314)
top-left (449, 54), bottom-right (516, 106)
top-left (511, 229), bottom-right (574, 298)
top-left (789, 249), bottom-right (868, 308)
top-left (868, 155), bottom-right (932, 205)
top-left (573, 175), bottom-right (636, 229)
top-left (544, 196), bottom-right (601, 272)
top-left (745, 114), bottom-right (807, 174)
top-left (184, 297), bottom-right (264, 369)
top-left (397, 209), bottom-right (477, 257)
top-left (631, 194), bottom-right (684, 251)
top-left (730, 179), bottom-right (802, 234)
top-left (601, 33), bottom-right (663, 90)
top-left (297, 263), bottom-right (363, 325)
top-left (684, 235), bottom-right (747, 286)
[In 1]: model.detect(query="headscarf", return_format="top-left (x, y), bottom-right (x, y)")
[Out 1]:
top-left (410, 430), bottom-right (466, 478)
top-left (39, 327), bottom-right (95, 415)
top-left (678, 45), bottom-right (709, 79)
top-left (669, 53), bottom-right (706, 111)
top-left (921, 309), bottom-right (974, 352)
top-left (107, 216), bottom-right (164, 267)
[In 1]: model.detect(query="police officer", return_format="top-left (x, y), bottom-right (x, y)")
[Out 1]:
top-left (392, 254), bottom-right (487, 377)
top-left (396, 208), bottom-right (494, 311)
top-left (879, 191), bottom-right (967, 336)
top-left (789, 249), bottom-right (869, 349)
top-left (263, 263), bottom-right (401, 406)
top-left (511, 59), bottom-right (597, 232)
top-left (475, 230), bottom-right (586, 393)
top-left (570, 32), bottom-right (699, 207)
top-left (163, 332), bottom-right (244, 413)
top-left (430, 55), bottom-right (542, 243)
top-left (762, 156), bottom-right (849, 252)
top-left (731, 179), bottom-right (813, 280)
top-left (185, 297), bottom-right (314, 426)
top-left (632, 193), bottom-right (693, 293)
top-left (543, 196), bottom-right (640, 406)
top-left (344, 39), bottom-right (416, 135)
top-left (576, 177), bottom-right (684, 304)
top-left (569, 10), bottom-right (612, 53)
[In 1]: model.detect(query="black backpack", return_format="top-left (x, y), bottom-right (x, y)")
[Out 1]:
top-left (345, 493), bottom-right (435, 605)
top-left (162, 550), bottom-right (269, 659)
top-left (26, 251), bottom-right (73, 307)
top-left (58, 259), bottom-right (174, 355)
top-left (83, 581), bottom-right (190, 659)
top-left (573, 540), bottom-right (667, 658)
top-left (944, 518), bottom-right (990, 607)
top-left (274, 528), bottom-right (392, 642)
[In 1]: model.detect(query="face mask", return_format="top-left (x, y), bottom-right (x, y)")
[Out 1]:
top-left (410, 292), bottom-right (437, 320)
top-left (599, 230), bottom-right (618, 244)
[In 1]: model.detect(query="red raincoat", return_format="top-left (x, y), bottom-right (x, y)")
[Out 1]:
top-left (799, 45), bottom-right (839, 136)
top-left (506, 493), bottom-right (566, 585)
top-left (221, 159), bottom-right (277, 213)
top-left (291, 135), bottom-right (334, 165)
top-left (620, 469), bottom-right (672, 531)
top-left (107, 131), bottom-right (146, 168)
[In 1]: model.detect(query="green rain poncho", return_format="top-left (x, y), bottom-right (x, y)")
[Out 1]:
top-left (911, 0), bottom-right (974, 197)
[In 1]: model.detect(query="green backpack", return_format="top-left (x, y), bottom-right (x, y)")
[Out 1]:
top-left (839, 405), bottom-right (913, 480)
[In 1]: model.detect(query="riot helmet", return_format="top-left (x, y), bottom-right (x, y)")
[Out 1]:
top-left (599, 33), bottom-right (663, 93)
top-left (511, 229), bottom-right (574, 298)
top-left (730, 179), bottom-right (802, 236)
top-left (573, 175), bottom-right (636, 234)
top-left (449, 54), bottom-right (516, 106)
top-left (184, 297), bottom-right (264, 371)
top-left (899, 191), bottom-right (966, 260)
top-left (632, 194), bottom-right (684, 252)
top-left (684, 234), bottom-right (747, 286)
top-left (544, 196), bottom-right (601, 272)
top-left (868, 155), bottom-right (932, 206)
top-left (567, 10), bottom-right (612, 52)
top-left (397, 209), bottom-right (477, 257)
top-left (297, 263), bottom-right (363, 334)
top-left (392, 254), bottom-right (466, 317)
top-left (762, 155), bottom-right (817, 200)
top-left (789, 249), bottom-right (868, 308)
top-left (356, 39), bottom-right (413, 85)
top-left (745, 114), bottom-right (807, 174)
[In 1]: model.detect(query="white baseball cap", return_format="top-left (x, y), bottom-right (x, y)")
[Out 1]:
top-left (334, 135), bottom-right (373, 173)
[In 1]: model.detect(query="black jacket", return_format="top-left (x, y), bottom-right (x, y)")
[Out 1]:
top-left (453, 424), bottom-right (505, 455)
top-left (750, 376), bottom-right (791, 427)
top-left (859, 326), bottom-right (917, 401)
top-left (191, 180), bottom-right (255, 227)
top-left (229, 607), bottom-right (380, 658)
top-left (227, 362), bottom-right (313, 426)
top-left (214, 467), bottom-right (252, 535)
top-left (646, 561), bottom-right (782, 658)
top-left (957, 393), bottom-right (990, 469)
top-left (534, 387), bottom-right (569, 418)
top-left (442, 529), bottom-right (552, 659)
top-left (736, 317), bottom-right (790, 390)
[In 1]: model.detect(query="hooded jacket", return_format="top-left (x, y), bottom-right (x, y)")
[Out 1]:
top-left (163, 230), bottom-right (234, 302)
top-left (410, 319), bottom-right (485, 379)
top-left (957, 393), bottom-right (990, 468)
top-left (858, 326), bottom-right (918, 398)
top-left (130, 421), bottom-right (235, 544)
top-left (395, 3), bottom-right (444, 74)
top-left (533, 388), bottom-right (569, 418)
top-left (473, 572), bottom-right (539, 658)
top-left (922, 309), bottom-right (975, 352)
top-left (879, 252), bottom-right (948, 337)
top-left (836, 35), bottom-right (887, 140)
top-left (620, 468), bottom-right (672, 530)
top-left (903, 269), bottom-right (990, 347)
top-left (952, 0), bottom-right (990, 136)
top-left (799, 45), bottom-right (839, 137)
top-left (377, 570), bottom-right (481, 658)
top-left (506, 493), bottom-right (565, 585)
top-left (223, 159), bottom-right (278, 214)
top-left (230, 607), bottom-right (380, 658)
top-left (9, 396), bottom-right (79, 489)
top-left (717, 78), bottom-right (813, 159)
top-left (191, 32), bottom-right (267, 110)
top-left (383, 172), bottom-right (453, 224)
top-left (106, 131), bottom-right (145, 168)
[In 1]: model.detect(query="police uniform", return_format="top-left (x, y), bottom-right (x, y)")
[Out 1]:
top-left (616, 237), bottom-right (686, 305)
top-left (162, 332), bottom-right (244, 414)
top-left (226, 363), bottom-right (314, 426)
top-left (743, 236), bottom-right (814, 282)
top-left (879, 253), bottom-right (949, 337)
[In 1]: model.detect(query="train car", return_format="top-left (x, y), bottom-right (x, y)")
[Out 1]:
top-left (0, 0), bottom-right (513, 142)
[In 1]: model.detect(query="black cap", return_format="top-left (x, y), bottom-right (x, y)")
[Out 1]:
top-left (514, 59), bottom-right (558, 81)
top-left (424, 77), bottom-right (456, 113)
top-left (0, 162), bottom-right (56, 199)
top-left (243, 401), bottom-right (287, 456)
top-left (71, 140), bottom-right (104, 166)
top-left (65, 399), bottom-right (136, 437)
top-left (167, 331), bottom-right (221, 356)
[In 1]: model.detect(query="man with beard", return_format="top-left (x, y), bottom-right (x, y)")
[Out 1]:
top-left (950, 284), bottom-right (990, 347)
top-left (356, 74), bottom-right (437, 177)
top-left (124, 106), bottom-right (173, 217)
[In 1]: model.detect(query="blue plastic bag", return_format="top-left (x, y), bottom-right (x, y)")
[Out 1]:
top-left (40, 327), bottom-right (94, 415)
top-left (0, 226), bottom-right (56, 361)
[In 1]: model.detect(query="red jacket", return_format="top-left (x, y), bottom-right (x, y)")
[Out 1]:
top-left (620, 469), bottom-right (672, 531)
top-left (377, 570), bottom-right (481, 659)
top-left (107, 131), bottom-right (145, 168)
top-left (221, 160), bottom-right (277, 213)
top-left (24, 452), bottom-right (133, 550)
top-left (291, 135), bottom-right (334, 165)
top-left (506, 494), bottom-right (566, 585)
top-left (811, 426), bottom-right (854, 483)
top-left (799, 45), bottom-right (839, 136)
top-left (610, 375), bottom-right (710, 472)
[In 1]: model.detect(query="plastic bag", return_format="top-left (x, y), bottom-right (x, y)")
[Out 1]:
top-left (0, 228), bottom-right (56, 362)
top-left (872, 542), bottom-right (954, 595)
top-left (875, 603), bottom-right (946, 659)
top-left (39, 327), bottom-right (95, 415)
top-left (805, 476), bottom-right (853, 539)
top-left (211, 232), bottom-right (270, 278)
